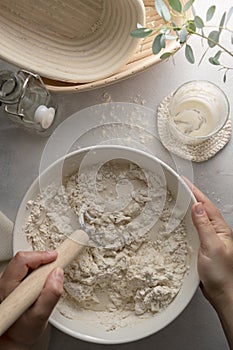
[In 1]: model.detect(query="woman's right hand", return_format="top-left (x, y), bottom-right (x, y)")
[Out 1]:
top-left (184, 178), bottom-right (233, 349)
top-left (188, 181), bottom-right (233, 308)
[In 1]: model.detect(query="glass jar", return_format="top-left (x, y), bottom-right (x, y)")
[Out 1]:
top-left (0, 70), bottom-right (56, 135)
top-left (168, 80), bottom-right (230, 145)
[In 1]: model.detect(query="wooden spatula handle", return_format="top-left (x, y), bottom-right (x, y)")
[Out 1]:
top-left (0, 230), bottom-right (88, 336)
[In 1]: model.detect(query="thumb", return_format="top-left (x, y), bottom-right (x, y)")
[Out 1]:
top-left (192, 202), bottom-right (220, 253)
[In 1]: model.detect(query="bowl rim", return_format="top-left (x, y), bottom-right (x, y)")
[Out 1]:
top-left (13, 144), bottom-right (199, 344)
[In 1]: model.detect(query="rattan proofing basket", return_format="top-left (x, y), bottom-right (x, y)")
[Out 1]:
top-left (43, 0), bottom-right (190, 92)
top-left (0, 0), bottom-right (145, 84)
top-left (0, 0), bottom-right (190, 93)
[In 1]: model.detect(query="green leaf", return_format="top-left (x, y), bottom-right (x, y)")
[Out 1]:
top-left (160, 34), bottom-right (166, 48)
top-left (191, 5), bottom-right (196, 17)
top-left (207, 30), bottom-right (220, 48)
top-left (214, 50), bottom-right (222, 60)
top-left (226, 7), bottom-right (233, 25)
top-left (152, 34), bottom-right (163, 54)
top-left (219, 12), bottom-right (226, 33)
top-left (160, 52), bottom-right (172, 60)
top-left (201, 28), bottom-right (205, 46)
top-left (155, 0), bottom-right (171, 22)
top-left (168, 0), bottom-right (182, 13)
top-left (165, 35), bottom-right (177, 40)
top-left (179, 27), bottom-right (188, 43)
top-left (206, 5), bottom-right (216, 21)
top-left (185, 44), bottom-right (195, 63)
top-left (130, 28), bottom-right (153, 38)
top-left (183, 0), bottom-right (194, 12)
top-left (186, 20), bottom-right (196, 33)
top-left (194, 16), bottom-right (204, 28)
top-left (209, 57), bottom-right (220, 65)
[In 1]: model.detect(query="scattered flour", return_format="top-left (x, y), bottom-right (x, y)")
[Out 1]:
top-left (131, 94), bottom-right (147, 106)
top-left (101, 92), bottom-right (113, 103)
top-left (25, 160), bottom-right (189, 331)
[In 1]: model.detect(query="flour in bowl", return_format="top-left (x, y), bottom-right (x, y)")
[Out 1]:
top-left (25, 160), bottom-right (190, 330)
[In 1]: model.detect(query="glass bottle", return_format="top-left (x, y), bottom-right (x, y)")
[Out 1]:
top-left (0, 69), bottom-right (57, 135)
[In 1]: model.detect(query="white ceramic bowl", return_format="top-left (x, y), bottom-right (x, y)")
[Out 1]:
top-left (0, 0), bottom-right (145, 83)
top-left (13, 145), bottom-right (199, 344)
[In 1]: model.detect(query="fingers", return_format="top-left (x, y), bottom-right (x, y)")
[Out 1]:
top-left (0, 251), bottom-right (58, 299)
top-left (183, 177), bottom-right (222, 219)
top-left (28, 267), bottom-right (64, 327)
top-left (183, 177), bottom-right (231, 235)
top-left (192, 202), bottom-right (221, 253)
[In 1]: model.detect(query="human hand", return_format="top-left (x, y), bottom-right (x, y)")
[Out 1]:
top-left (184, 178), bottom-right (233, 311)
top-left (0, 251), bottom-right (64, 350)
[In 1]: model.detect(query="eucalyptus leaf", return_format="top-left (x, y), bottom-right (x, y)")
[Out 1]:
top-left (160, 52), bottom-right (172, 60)
top-left (165, 35), bottom-right (177, 40)
top-left (192, 5), bottom-right (196, 18)
top-left (155, 0), bottom-right (171, 22)
top-left (207, 31), bottom-right (220, 48)
top-left (226, 7), bottom-right (233, 26)
top-left (219, 12), bottom-right (226, 33)
top-left (209, 57), bottom-right (220, 65)
top-left (168, 0), bottom-right (182, 13)
top-left (201, 28), bottom-right (205, 46)
top-left (160, 34), bottom-right (166, 48)
top-left (179, 27), bottom-right (188, 43)
top-left (206, 5), bottom-right (216, 21)
top-left (194, 16), bottom-right (204, 28)
top-left (183, 0), bottom-right (194, 12)
top-left (185, 44), bottom-right (195, 63)
top-left (186, 20), bottom-right (196, 33)
top-left (152, 34), bottom-right (163, 54)
top-left (130, 28), bottom-right (153, 38)
top-left (214, 50), bottom-right (222, 60)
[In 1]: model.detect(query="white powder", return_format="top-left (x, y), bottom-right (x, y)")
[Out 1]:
top-left (25, 160), bottom-right (189, 330)
top-left (101, 92), bottom-right (113, 103)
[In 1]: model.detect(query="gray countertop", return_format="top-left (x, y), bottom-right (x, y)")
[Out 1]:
top-left (0, 0), bottom-right (232, 349)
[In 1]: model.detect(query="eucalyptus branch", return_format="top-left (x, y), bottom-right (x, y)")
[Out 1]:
top-left (204, 25), bottom-right (233, 34)
top-left (219, 65), bottom-right (233, 71)
top-left (130, 0), bottom-right (233, 82)
top-left (193, 31), bottom-right (233, 57)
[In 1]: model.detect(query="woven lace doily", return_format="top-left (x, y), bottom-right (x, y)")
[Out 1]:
top-left (157, 95), bottom-right (232, 162)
